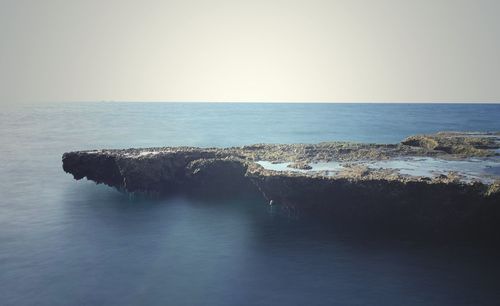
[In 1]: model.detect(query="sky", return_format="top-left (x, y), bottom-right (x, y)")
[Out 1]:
top-left (0, 0), bottom-right (499, 104)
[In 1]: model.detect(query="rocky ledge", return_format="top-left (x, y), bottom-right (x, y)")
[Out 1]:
top-left (63, 132), bottom-right (500, 242)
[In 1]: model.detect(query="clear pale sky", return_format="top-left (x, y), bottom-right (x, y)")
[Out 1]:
top-left (1, 0), bottom-right (499, 103)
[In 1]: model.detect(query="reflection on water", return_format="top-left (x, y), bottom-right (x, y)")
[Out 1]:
top-left (1, 103), bottom-right (500, 305)
top-left (4, 181), bottom-right (500, 306)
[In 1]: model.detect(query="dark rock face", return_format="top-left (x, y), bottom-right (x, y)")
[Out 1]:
top-left (63, 152), bottom-right (123, 187)
top-left (247, 172), bottom-right (500, 241)
top-left (62, 150), bottom-right (260, 196)
top-left (185, 158), bottom-right (259, 196)
top-left (62, 132), bottom-right (500, 242)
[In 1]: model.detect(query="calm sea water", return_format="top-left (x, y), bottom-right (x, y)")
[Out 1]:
top-left (1, 102), bottom-right (500, 306)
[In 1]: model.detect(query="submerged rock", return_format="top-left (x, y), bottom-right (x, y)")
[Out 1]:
top-left (62, 132), bottom-right (500, 242)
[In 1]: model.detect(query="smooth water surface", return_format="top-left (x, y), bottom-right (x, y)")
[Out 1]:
top-left (256, 161), bottom-right (345, 173)
top-left (1, 102), bottom-right (500, 306)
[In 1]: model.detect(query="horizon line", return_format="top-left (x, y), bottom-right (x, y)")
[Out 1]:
top-left (59, 100), bottom-right (500, 104)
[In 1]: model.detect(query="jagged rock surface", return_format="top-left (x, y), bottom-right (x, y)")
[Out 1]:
top-left (62, 132), bottom-right (500, 241)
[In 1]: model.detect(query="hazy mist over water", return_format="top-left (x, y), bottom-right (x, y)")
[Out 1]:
top-left (2, 1), bottom-right (500, 103)
top-left (1, 102), bottom-right (500, 305)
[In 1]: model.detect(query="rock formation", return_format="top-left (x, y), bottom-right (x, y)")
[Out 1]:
top-left (62, 132), bottom-right (500, 242)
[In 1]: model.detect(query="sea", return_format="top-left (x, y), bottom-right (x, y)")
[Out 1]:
top-left (1, 102), bottom-right (500, 306)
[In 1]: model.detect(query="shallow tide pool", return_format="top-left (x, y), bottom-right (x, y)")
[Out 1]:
top-left (257, 157), bottom-right (500, 183)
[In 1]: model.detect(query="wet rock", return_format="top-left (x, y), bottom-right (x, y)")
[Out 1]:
top-left (402, 132), bottom-right (499, 157)
top-left (402, 136), bottom-right (439, 150)
top-left (287, 162), bottom-right (312, 170)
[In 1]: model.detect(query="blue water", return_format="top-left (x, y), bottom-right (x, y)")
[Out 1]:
top-left (1, 102), bottom-right (500, 306)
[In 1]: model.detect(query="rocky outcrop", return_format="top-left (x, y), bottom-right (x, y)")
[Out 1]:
top-left (401, 131), bottom-right (500, 156)
top-left (246, 169), bottom-right (500, 240)
top-left (62, 149), bottom-right (247, 194)
top-left (62, 132), bottom-right (500, 242)
top-left (287, 162), bottom-right (312, 170)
